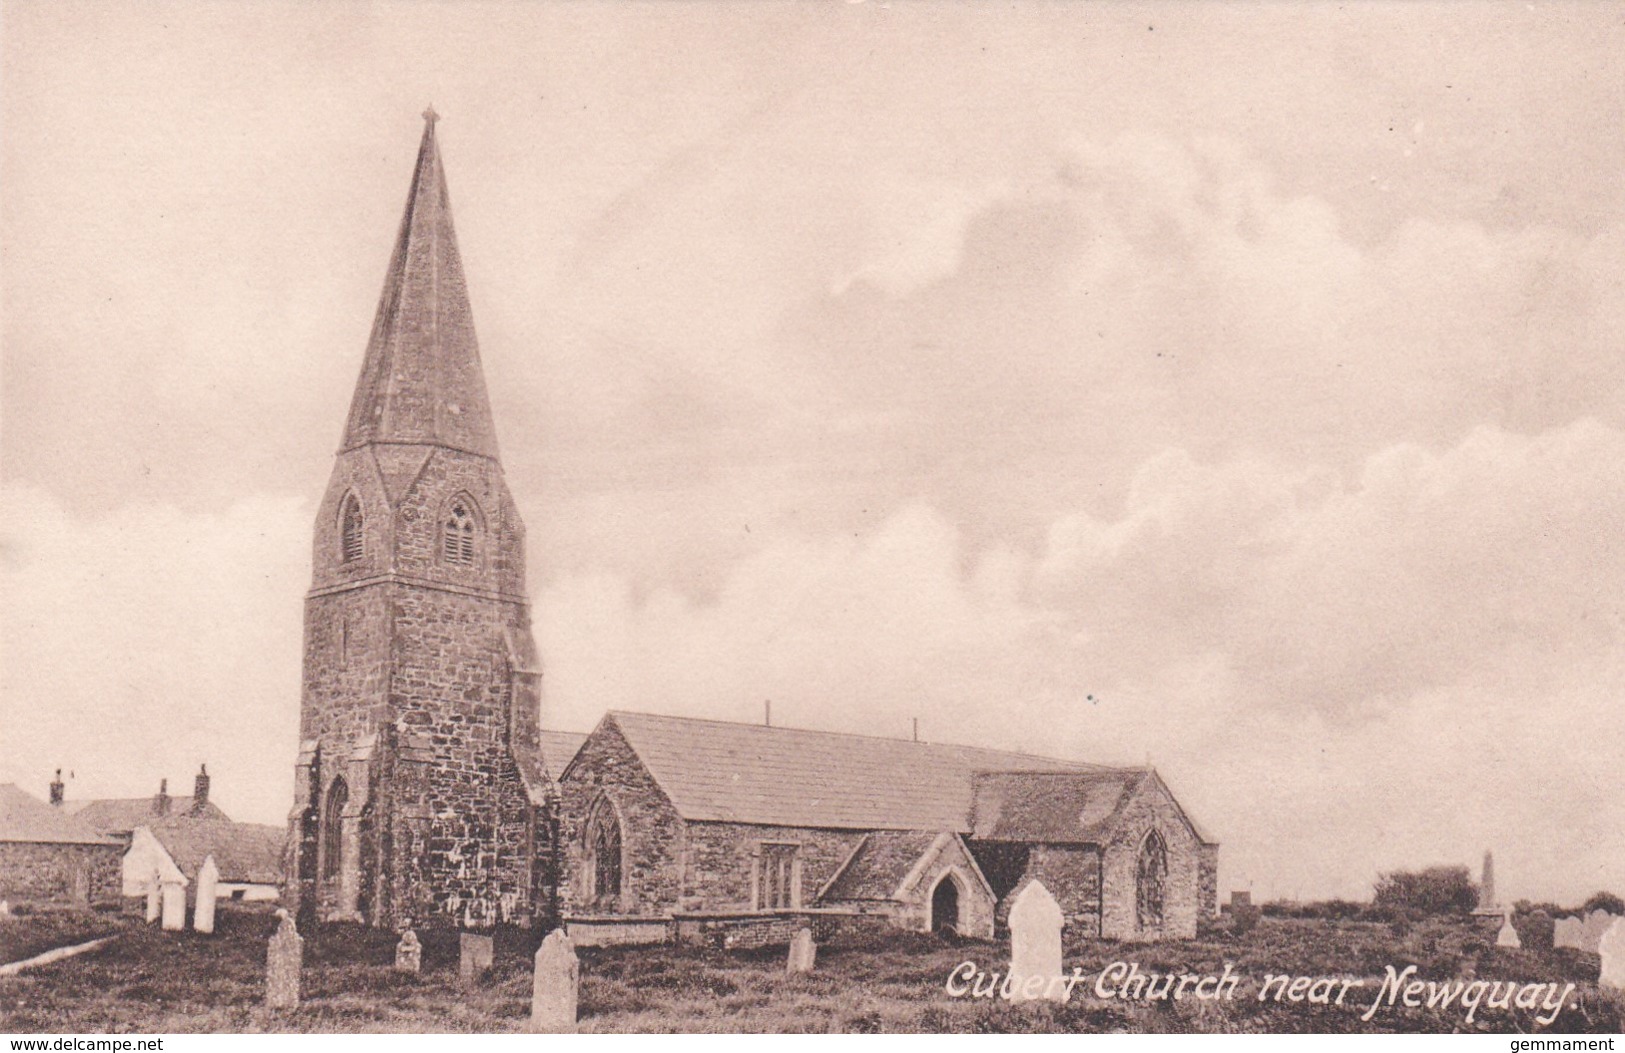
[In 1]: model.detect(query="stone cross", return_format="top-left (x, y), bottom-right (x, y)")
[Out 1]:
top-left (265, 909), bottom-right (303, 1010)
top-left (459, 931), bottom-right (494, 984)
top-left (1599, 918), bottom-right (1625, 991)
top-left (1554, 916), bottom-right (1583, 949)
top-left (1496, 910), bottom-right (1521, 949)
top-left (395, 928), bottom-right (422, 974)
top-left (160, 880), bottom-right (186, 931)
top-left (530, 929), bottom-right (579, 1033)
top-left (145, 871), bottom-right (161, 923)
top-left (1008, 880), bottom-right (1066, 1003)
top-left (193, 855), bottom-right (220, 934)
top-left (786, 927), bottom-right (816, 973)
top-left (1581, 910), bottom-right (1618, 954)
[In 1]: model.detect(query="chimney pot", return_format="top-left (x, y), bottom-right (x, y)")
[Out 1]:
top-left (192, 764), bottom-right (210, 814)
top-left (49, 768), bottom-right (65, 807)
top-left (154, 778), bottom-right (171, 817)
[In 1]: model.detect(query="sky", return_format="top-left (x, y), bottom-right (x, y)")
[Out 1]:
top-left (2, 1), bottom-right (1622, 905)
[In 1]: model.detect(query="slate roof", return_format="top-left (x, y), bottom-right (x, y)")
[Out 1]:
top-left (66, 797), bottom-right (230, 835)
top-left (341, 110), bottom-right (500, 458)
top-left (145, 818), bottom-right (285, 885)
top-left (539, 730), bottom-right (588, 777)
top-left (969, 770), bottom-right (1147, 843)
top-left (605, 711), bottom-right (1107, 831)
top-left (0, 784), bottom-right (119, 846)
top-left (819, 831), bottom-right (938, 901)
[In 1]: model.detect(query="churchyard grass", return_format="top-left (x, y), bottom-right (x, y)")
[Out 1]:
top-left (0, 906), bottom-right (1618, 1033)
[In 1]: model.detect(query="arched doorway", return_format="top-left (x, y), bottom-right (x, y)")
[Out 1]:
top-left (931, 874), bottom-right (961, 935)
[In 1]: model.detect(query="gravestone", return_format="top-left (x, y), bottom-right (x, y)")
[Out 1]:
top-left (786, 927), bottom-right (816, 974)
top-left (1008, 880), bottom-right (1066, 1003)
top-left (395, 928), bottom-right (422, 974)
top-left (530, 929), bottom-right (579, 1033)
top-left (145, 872), bottom-right (161, 923)
top-left (1496, 910), bottom-right (1521, 949)
top-left (193, 856), bottom-right (220, 934)
top-left (1554, 916), bottom-right (1583, 949)
top-left (265, 909), bottom-right (303, 1010)
top-left (0, 899), bottom-right (11, 917)
top-left (1599, 918), bottom-right (1625, 991)
top-left (160, 880), bottom-right (186, 931)
top-left (1581, 910), bottom-right (1618, 954)
top-left (459, 931), bottom-right (494, 983)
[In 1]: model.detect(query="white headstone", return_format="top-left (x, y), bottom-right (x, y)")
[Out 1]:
top-left (266, 909), bottom-right (303, 1009)
top-left (160, 880), bottom-right (186, 931)
top-left (787, 927), bottom-right (816, 974)
top-left (1008, 880), bottom-right (1066, 1003)
top-left (145, 871), bottom-right (161, 923)
top-left (1599, 918), bottom-right (1625, 991)
top-left (1581, 910), bottom-right (1618, 954)
top-left (1555, 916), bottom-right (1583, 949)
top-left (193, 855), bottom-right (220, 934)
top-left (1496, 911), bottom-right (1521, 949)
top-left (530, 929), bottom-right (579, 1032)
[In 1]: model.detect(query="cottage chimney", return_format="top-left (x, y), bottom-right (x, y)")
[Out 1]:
top-left (49, 768), bottom-right (65, 807)
top-left (192, 764), bottom-right (210, 814)
top-left (154, 778), bottom-right (170, 817)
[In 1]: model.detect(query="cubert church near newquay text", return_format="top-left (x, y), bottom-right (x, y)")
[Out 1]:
top-left (287, 111), bottom-right (1219, 947)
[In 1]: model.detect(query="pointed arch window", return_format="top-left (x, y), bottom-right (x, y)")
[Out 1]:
top-left (443, 497), bottom-right (478, 566)
top-left (584, 800), bottom-right (623, 908)
top-left (340, 494), bottom-right (364, 563)
top-left (1136, 829), bottom-right (1168, 929)
top-left (322, 777), bottom-right (349, 880)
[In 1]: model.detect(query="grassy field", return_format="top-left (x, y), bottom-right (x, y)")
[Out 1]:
top-left (1, 907), bottom-right (1619, 1034)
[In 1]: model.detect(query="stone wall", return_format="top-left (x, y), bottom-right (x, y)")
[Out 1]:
top-left (557, 718), bottom-right (687, 914)
top-left (682, 821), bottom-right (862, 913)
top-left (1197, 842), bottom-right (1219, 919)
top-left (0, 842), bottom-right (122, 907)
top-left (1099, 775), bottom-right (1206, 940)
top-left (891, 835), bottom-right (997, 939)
top-left (991, 843), bottom-right (1103, 937)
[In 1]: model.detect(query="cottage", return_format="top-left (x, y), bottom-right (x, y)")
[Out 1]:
top-left (67, 766), bottom-right (231, 841)
top-left (124, 818), bottom-right (284, 902)
top-left (557, 712), bottom-right (1217, 945)
top-left (0, 782), bottom-right (122, 908)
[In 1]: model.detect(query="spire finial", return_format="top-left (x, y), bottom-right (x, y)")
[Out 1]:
top-left (422, 104), bottom-right (439, 127)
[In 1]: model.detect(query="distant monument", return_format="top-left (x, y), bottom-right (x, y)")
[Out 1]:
top-left (1473, 850), bottom-right (1503, 917)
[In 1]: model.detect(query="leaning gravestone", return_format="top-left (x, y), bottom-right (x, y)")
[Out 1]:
top-left (266, 909), bottom-right (303, 1010)
top-left (395, 928), bottom-right (422, 974)
top-left (786, 927), bottom-right (816, 974)
top-left (1555, 916), bottom-right (1583, 949)
top-left (1581, 910), bottom-right (1617, 954)
top-left (1599, 918), bottom-right (1625, 991)
top-left (193, 856), bottom-right (220, 935)
top-left (1009, 880), bottom-right (1066, 1003)
top-left (145, 872), bottom-right (161, 924)
top-left (530, 929), bottom-right (579, 1033)
top-left (459, 931), bottom-right (494, 984)
top-left (160, 880), bottom-right (186, 932)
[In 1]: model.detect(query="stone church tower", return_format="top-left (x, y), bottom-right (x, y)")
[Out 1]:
top-left (286, 110), bottom-right (554, 931)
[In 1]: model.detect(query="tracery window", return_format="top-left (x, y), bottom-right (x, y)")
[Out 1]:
top-left (1136, 829), bottom-right (1168, 929)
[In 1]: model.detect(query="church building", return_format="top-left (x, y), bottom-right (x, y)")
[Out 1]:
top-left (286, 109), bottom-right (559, 931)
top-left (286, 111), bottom-right (1217, 942)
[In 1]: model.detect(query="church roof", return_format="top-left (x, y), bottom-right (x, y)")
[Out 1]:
top-left (66, 796), bottom-right (230, 835)
top-left (341, 108), bottom-right (500, 459)
top-left (0, 785), bottom-right (120, 846)
top-left (539, 730), bottom-right (589, 776)
top-left (144, 818), bottom-right (285, 886)
top-left (601, 711), bottom-right (1108, 832)
top-left (818, 830), bottom-right (940, 900)
top-left (970, 769), bottom-right (1216, 845)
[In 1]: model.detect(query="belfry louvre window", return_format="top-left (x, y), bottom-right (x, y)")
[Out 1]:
top-left (443, 500), bottom-right (476, 565)
top-left (340, 495), bottom-right (364, 563)
top-left (757, 843), bottom-right (798, 910)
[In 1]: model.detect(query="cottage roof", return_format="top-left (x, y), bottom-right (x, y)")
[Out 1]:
top-left (602, 711), bottom-right (1107, 831)
top-left (144, 818), bottom-right (285, 885)
top-left (66, 796), bottom-right (230, 834)
top-left (0, 784), bottom-right (119, 846)
top-left (970, 769), bottom-right (1216, 845)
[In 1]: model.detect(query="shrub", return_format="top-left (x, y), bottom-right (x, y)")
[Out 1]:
top-left (1372, 866), bottom-right (1478, 917)
top-left (1580, 891), bottom-right (1624, 915)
